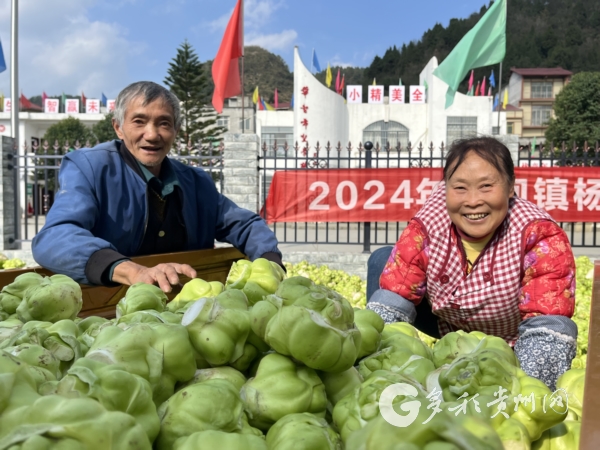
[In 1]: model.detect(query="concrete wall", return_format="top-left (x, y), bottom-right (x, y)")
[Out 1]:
top-left (255, 110), bottom-right (294, 142)
top-left (292, 47), bottom-right (349, 148)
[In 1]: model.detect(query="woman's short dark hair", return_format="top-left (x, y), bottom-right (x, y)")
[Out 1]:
top-left (443, 137), bottom-right (515, 186)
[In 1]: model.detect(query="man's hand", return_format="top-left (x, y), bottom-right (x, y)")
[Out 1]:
top-left (111, 260), bottom-right (197, 293)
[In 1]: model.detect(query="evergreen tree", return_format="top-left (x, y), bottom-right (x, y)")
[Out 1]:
top-left (164, 40), bottom-right (225, 148)
top-left (36, 117), bottom-right (96, 190)
top-left (92, 113), bottom-right (119, 143)
top-left (544, 72), bottom-right (600, 159)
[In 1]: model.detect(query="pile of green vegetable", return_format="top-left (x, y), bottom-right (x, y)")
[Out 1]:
top-left (285, 261), bottom-right (367, 309)
top-left (0, 253), bottom-right (26, 270)
top-left (0, 256), bottom-right (590, 448)
top-left (287, 256), bottom-right (595, 369)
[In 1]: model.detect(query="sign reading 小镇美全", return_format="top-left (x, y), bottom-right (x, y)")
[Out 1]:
top-left (262, 167), bottom-right (600, 223)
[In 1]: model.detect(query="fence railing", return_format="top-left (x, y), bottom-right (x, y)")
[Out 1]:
top-left (259, 140), bottom-right (600, 251)
top-left (12, 139), bottom-right (224, 243)
top-left (517, 141), bottom-right (600, 248)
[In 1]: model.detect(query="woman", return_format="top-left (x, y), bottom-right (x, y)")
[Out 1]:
top-left (366, 137), bottom-right (577, 390)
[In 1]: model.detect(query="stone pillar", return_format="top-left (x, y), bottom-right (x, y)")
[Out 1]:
top-left (498, 134), bottom-right (520, 165)
top-left (222, 133), bottom-right (259, 214)
top-left (1, 136), bottom-right (18, 250)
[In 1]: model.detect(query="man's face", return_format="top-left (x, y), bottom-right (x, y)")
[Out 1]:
top-left (113, 96), bottom-right (178, 175)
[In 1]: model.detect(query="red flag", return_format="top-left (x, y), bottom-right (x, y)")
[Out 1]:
top-left (81, 91), bottom-right (86, 106)
top-left (42, 91), bottom-right (48, 103)
top-left (468, 70), bottom-right (474, 92)
top-left (335, 68), bottom-right (341, 93)
top-left (339, 74), bottom-right (345, 95)
top-left (480, 77), bottom-right (486, 96)
top-left (274, 89), bottom-right (279, 109)
top-left (474, 81), bottom-right (480, 96)
top-left (211, 0), bottom-right (244, 113)
top-left (19, 93), bottom-right (42, 111)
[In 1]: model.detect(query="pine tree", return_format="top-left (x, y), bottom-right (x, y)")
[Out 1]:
top-left (164, 40), bottom-right (225, 149)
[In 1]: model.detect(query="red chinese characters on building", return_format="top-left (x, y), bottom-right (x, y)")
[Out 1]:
top-left (409, 86), bottom-right (426, 104)
top-left (45, 100), bottom-right (59, 113)
top-left (301, 86), bottom-right (309, 97)
top-left (301, 105), bottom-right (309, 113)
top-left (370, 88), bottom-right (382, 102)
top-left (390, 87), bottom-right (404, 104)
top-left (66, 100), bottom-right (79, 113)
top-left (300, 118), bottom-right (309, 129)
top-left (87, 101), bottom-right (99, 113)
top-left (301, 134), bottom-right (308, 142)
top-left (347, 86), bottom-right (361, 103)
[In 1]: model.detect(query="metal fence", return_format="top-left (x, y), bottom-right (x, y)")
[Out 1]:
top-left (259, 140), bottom-right (600, 251)
top-left (517, 141), bottom-right (600, 248)
top-left (258, 141), bottom-right (447, 253)
top-left (13, 139), bottom-right (224, 244)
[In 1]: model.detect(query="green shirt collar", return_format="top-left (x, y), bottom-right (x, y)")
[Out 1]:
top-left (136, 159), bottom-right (179, 197)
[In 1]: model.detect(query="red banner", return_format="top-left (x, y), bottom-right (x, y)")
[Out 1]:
top-left (263, 167), bottom-right (600, 223)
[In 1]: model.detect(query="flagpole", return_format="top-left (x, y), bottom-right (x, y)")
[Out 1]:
top-left (10, 0), bottom-right (19, 146)
top-left (241, 0), bottom-right (245, 133)
top-left (497, 61), bottom-right (502, 132)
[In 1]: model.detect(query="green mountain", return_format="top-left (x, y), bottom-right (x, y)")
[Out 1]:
top-left (362, 0), bottom-right (600, 94)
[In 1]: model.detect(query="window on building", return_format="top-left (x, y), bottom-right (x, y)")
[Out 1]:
top-left (362, 120), bottom-right (409, 150)
top-left (261, 126), bottom-right (293, 156)
top-left (531, 82), bottom-right (553, 99)
top-left (507, 122), bottom-right (514, 134)
top-left (228, 98), bottom-right (238, 107)
top-left (217, 116), bottom-right (230, 129)
top-left (238, 117), bottom-right (251, 132)
top-left (446, 117), bottom-right (478, 145)
top-left (531, 105), bottom-right (552, 126)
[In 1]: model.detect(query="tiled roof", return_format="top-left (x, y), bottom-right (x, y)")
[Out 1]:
top-left (510, 67), bottom-right (573, 77)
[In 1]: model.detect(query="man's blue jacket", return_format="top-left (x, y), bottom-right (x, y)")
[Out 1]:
top-left (32, 140), bottom-right (281, 285)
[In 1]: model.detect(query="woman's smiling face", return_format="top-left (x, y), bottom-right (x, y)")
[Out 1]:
top-left (445, 150), bottom-right (514, 239)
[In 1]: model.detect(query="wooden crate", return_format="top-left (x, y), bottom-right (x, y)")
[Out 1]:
top-left (0, 247), bottom-right (247, 319)
top-left (580, 259), bottom-right (600, 449)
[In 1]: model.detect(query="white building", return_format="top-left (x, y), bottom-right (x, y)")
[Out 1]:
top-left (0, 111), bottom-right (106, 152)
top-left (256, 47), bottom-right (508, 157)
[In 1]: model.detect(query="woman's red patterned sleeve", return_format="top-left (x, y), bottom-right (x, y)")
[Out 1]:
top-left (379, 220), bottom-right (429, 305)
top-left (519, 220), bottom-right (576, 320)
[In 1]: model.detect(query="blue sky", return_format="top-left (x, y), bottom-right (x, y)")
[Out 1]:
top-left (0, 0), bottom-right (490, 99)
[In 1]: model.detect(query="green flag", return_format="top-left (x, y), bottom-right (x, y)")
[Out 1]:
top-left (531, 137), bottom-right (536, 154)
top-left (61, 92), bottom-right (66, 112)
top-left (433, 0), bottom-right (506, 108)
top-left (467, 86), bottom-right (474, 96)
top-left (399, 78), bottom-right (402, 86)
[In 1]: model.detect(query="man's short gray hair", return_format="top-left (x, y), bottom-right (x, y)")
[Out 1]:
top-left (113, 81), bottom-right (182, 129)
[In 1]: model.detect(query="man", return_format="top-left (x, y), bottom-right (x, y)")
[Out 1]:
top-left (32, 81), bottom-right (282, 293)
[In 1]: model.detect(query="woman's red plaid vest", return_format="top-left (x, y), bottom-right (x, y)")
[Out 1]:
top-left (414, 182), bottom-right (554, 345)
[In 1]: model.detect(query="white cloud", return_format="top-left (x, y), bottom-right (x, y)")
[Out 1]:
top-left (246, 30), bottom-right (297, 52)
top-left (0, 0), bottom-right (144, 98)
top-left (330, 55), bottom-right (355, 68)
top-left (205, 0), bottom-right (297, 52)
